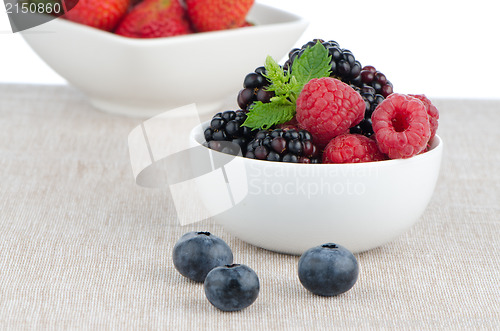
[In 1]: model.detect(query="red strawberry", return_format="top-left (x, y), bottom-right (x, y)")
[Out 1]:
top-left (240, 21), bottom-right (254, 28)
top-left (64, 0), bottom-right (130, 31)
top-left (115, 0), bottom-right (193, 38)
top-left (186, 0), bottom-right (254, 32)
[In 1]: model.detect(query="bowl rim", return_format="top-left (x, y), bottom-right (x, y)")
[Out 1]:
top-left (190, 120), bottom-right (443, 168)
top-left (26, 3), bottom-right (308, 46)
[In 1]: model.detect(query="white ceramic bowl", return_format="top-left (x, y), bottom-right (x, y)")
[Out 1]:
top-left (20, 4), bottom-right (308, 117)
top-left (189, 122), bottom-right (443, 255)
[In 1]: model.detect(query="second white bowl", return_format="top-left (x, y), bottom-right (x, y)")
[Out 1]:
top-left (21, 4), bottom-right (308, 117)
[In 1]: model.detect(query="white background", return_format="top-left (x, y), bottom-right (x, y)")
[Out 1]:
top-left (0, 0), bottom-right (499, 99)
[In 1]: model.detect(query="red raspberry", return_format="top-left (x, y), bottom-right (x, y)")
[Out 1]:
top-left (322, 134), bottom-right (387, 164)
top-left (372, 93), bottom-right (431, 159)
top-left (408, 94), bottom-right (439, 139)
top-left (296, 77), bottom-right (365, 147)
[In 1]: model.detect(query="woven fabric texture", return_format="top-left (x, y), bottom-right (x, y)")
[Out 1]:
top-left (0, 84), bottom-right (498, 329)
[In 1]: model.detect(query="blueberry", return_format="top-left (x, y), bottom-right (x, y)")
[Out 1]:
top-left (172, 231), bottom-right (233, 283)
top-left (204, 264), bottom-right (260, 312)
top-left (298, 243), bottom-right (359, 296)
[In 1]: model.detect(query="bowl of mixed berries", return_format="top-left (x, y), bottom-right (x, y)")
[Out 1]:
top-left (190, 39), bottom-right (443, 255)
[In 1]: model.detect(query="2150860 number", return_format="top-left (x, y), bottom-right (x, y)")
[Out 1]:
top-left (5, 1), bottom-right (62, 15)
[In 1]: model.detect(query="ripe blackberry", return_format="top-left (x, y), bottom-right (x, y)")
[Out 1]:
top-left (284, 39), bottom-right (394, 98)
top-left (244, 128), bottom-right (320, 163)
top-left (237, 66), bottom-right (275, 111)
top-left (284, 39), bottom-right (362, 86)
top-left (349, 84), bottom-right (385, 137)
top-left (359, 65), bottom-right (393, 98)
top-left (204, 110), bottom-right (256, 155)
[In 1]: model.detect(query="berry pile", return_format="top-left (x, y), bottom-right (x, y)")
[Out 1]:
top-left (283, 39), bottom-right (394, 138)
top-left (203, 112), bottom-right (320, 163)
top-left (204, 39), bottom-right (439, 163)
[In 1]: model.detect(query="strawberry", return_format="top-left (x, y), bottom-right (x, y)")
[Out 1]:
top-left (115, 0), bottom-right (193, 38)
top-left (63, 0), bottom-right (130, 31)
top-left (240, 21), bottom-right (254, 28)
top-left (185, 0), bottom-right (254, 32)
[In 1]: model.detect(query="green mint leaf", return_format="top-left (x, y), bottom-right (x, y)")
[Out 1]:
top-left (243, 99), bottom-right (295, 130)
top-left (291, 41), bottom-right (332, 89)
top-left (262, 55), bottom-right (291, 96)
top-left (288, 75), bottom-right (301, 103)
top-left (263, 56), bottom-right (285, 82)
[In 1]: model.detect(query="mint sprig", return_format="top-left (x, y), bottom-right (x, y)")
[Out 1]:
top-left (291, 41), bottom-right (332, 88)
top-left (241, 97), bottom-right (296, 130)
top-left (242, 41), bottom-right (332, 130)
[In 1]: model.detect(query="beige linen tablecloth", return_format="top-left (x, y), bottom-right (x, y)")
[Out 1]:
top-left (0, 84), bottom-right (499, 329)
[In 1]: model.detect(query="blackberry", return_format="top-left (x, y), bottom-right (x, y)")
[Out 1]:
top-left (284, 39), bottom-right (362, 86)
top-left (237, 66), bottom-right (275, 111)
top-left (244, 128), bottom-right (320, 163)
top-left (359, 65), bottom-right (393, 98)
top-left (204, 110), bottom-right (256, 155)
top-left (349, 84), bottom-right (385, 137)
top-left (284, 39), bottom-right (394, 98)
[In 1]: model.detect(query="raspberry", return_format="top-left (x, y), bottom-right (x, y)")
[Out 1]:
top-left (296, 77), bottom-right (365, 147)
top-left (322, 134), bottom-right (386, 164)
top-left (372, 94), bottom-right (431, 159)
top-left (408, 94), bottom-right (439, 139)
